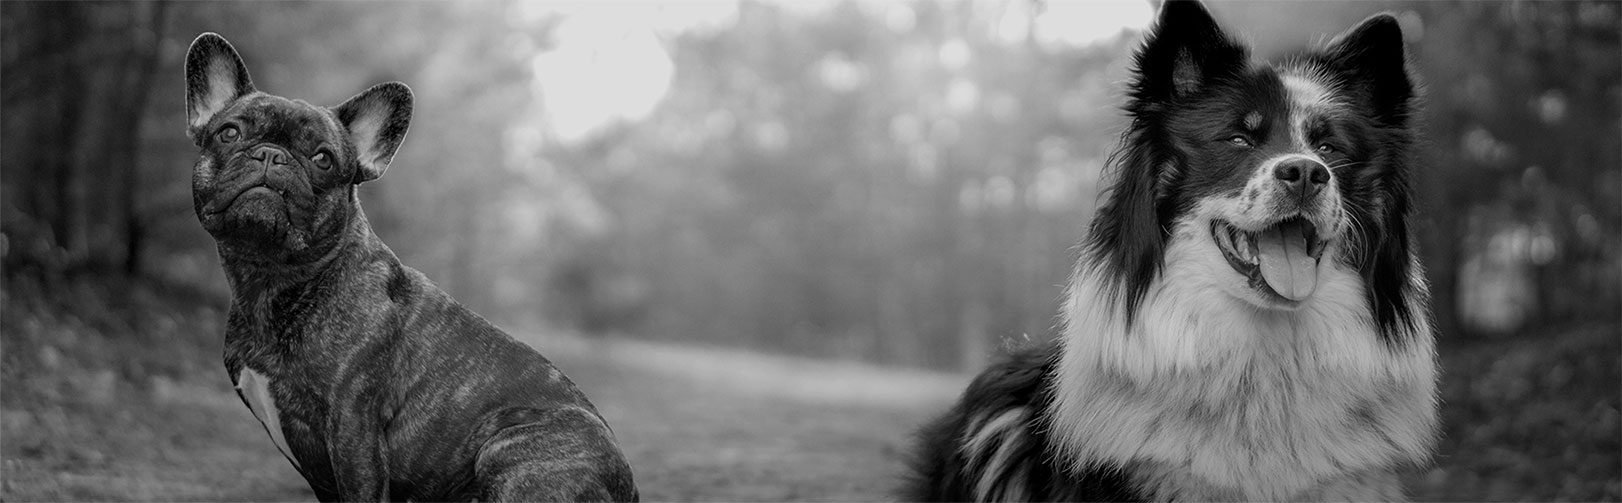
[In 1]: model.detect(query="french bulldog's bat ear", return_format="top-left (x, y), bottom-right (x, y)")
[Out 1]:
top-left (185, 33), bottom-right (255, 142)
top-left (1130, 0), bottom-right (1247, 104)
top-left (335, 82), bottom-right (413, 184)
top-left (1326, 13), bottom-right (1414, 127)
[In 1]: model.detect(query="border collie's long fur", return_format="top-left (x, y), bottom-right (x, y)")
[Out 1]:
top-left (902, 2), bottom-right (1439, 501)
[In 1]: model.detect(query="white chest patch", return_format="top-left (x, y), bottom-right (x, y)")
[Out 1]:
top-left (236, 368), bottom-right (302, 470)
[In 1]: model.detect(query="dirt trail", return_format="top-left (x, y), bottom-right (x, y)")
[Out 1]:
top-left (542, 335), bottom-right (967, 501)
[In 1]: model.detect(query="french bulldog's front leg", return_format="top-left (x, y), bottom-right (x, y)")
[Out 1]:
top-left (322, 371), bottom-right (393, 502)
top-left (327, 412), bottom-right (390, 502)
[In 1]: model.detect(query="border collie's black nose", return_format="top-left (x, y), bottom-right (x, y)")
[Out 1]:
top-left (1274, 159), bottom-right (1329, 199)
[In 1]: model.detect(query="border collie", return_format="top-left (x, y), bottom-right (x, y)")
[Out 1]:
top-left (902, 1), bottom-right (1438, 500)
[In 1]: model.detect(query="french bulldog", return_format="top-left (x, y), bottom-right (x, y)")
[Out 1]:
top-left (184, 32), bottom-right (638, 502)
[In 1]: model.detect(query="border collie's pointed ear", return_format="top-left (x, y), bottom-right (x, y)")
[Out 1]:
top-left (335, 82), bottom-right (413, 184)
top-left (1088, 1), bottom-right (1243, 324)
top-left (1326, 14), bottom-right (1413, 126)
top-left (185, 33), bottom-right (255, 143)
top-left (1131, 0), bottom-right (1246, 105)
top-left (1329, 14), bottom-right (1421, 342)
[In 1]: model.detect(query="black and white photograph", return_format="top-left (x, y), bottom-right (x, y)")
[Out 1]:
top-left (2, 0), bottom-right (1617, 501)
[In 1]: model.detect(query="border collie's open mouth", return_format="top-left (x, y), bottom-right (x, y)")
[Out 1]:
top-left (1211, 217), bottom-right (1328, 302)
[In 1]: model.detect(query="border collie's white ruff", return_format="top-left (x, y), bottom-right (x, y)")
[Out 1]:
top-left (1053, 232), bottom-right (1437, 500)
top-left (903, 1), bottom-right (1439, 501)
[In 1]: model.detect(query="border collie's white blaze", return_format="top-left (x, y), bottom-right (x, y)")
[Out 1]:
top-left (902, 1), bottom-right (1438, 501)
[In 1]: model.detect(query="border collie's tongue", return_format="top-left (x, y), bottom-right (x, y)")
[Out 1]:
top-left (1256, 219), bottom-right (1318, 301)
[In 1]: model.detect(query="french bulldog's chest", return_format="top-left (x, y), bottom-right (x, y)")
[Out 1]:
top-left (233, 366), bottom-right (303, 468)
top-left (224, 328), bottom-right (345, 487)
top-left (227, 361), bottom-right (337, 481)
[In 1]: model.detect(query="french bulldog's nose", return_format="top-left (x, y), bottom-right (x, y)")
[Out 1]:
top-left (1274, 159), bottom-right (1330, 200)
top-left (250, 145), bottom-right (290, 166)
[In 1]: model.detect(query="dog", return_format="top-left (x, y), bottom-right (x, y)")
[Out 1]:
top-left (184, 33), bottom-right (638, 502)
top-left (902, 1), bottom-right (1439, 500)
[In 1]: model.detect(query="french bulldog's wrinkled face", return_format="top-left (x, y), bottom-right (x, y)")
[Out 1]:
top-left (185, 33), bottom-right (411, 262)
top-left (191, 93), bottom-right (352, 255)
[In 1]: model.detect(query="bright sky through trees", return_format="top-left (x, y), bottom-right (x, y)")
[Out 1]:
top-left (523, 1), bottom-right (1153, 144)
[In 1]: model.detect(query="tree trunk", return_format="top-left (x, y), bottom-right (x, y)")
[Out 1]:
top-left (113, 1), bottom-right (170, 276)
top-left (48, 5), bottom-right (91, 267)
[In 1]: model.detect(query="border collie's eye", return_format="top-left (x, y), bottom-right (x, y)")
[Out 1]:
top-left (1316, 144), bottom-right (1336, 155)
top-left (216, 125), bottom-right (241, 144)
top-left (1227, 135), bottom-right (1253, 148)
top-left (312, 149), bottom-right (334, 170)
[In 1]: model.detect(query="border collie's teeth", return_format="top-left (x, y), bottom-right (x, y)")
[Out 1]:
top-left (1226, 226), bottom-right (1256, 263)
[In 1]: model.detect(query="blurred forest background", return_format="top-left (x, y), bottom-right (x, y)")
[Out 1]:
top-left (2, 1), bottom-right (1617, 501)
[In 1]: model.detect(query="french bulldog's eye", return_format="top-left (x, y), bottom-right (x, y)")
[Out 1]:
top-left (312, 150), bottom-right (334, 170)
top-left (1227, 135), bottom-right (1253, 148)
top-left (216, 125), bottom-right (241, 144)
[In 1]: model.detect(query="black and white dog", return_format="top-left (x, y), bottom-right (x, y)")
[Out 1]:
top-left (903, 1), bottom-right (1438, 500)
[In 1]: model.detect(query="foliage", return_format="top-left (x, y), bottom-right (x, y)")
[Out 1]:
top-left (543, 2), bottom-right (1128, 368)
top-left (1408, 325), bottom-right (1621, 501)
top-left (3, 1), bottom-right (1616, 368)
top-left (0, 272), bottom-right (311, 500)
top-left (1402, 1), bottom-right (1622, 337)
